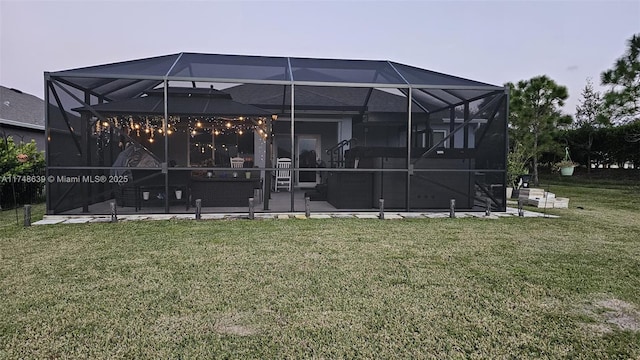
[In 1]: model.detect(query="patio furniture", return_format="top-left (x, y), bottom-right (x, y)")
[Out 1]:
top-left (230, 157), bottom-right (245, 168)
top-left (273, 158), bottom-right (292, 192)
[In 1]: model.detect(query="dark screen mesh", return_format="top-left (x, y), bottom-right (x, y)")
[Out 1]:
top-left (54, 54), bottom-right (179, 78)
top-left (390, 62), bottom-right (497, 87)
top-left (289, 58), bottom-right (405, 84)
top-left (170, 53), bottom-right (289, 81)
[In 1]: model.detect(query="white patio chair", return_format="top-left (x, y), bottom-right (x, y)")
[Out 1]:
top-left (273, 158), bottom-right (292, 192)
top-left (230, 157), bottom-right (245, 168)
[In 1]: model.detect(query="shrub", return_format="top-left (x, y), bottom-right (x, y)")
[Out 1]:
top-left (0, 137), bottom-right (45, 208)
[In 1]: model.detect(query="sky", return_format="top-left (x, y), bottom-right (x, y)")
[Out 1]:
top-left (1, 0), bottom-right (639, 116)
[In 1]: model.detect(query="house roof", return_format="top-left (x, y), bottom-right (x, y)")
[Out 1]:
top-left (224, 84), bottom-right (426, 113)
top-left (0, 86), bottom-right (45, 130)
top-left (73, 87), bottom-right (271, 117)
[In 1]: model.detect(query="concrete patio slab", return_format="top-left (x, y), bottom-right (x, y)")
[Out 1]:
top-left (63, 218), bottom-right (93, 224)
top-left (32, 205), bottom-right (560, 225)
top-left (32, 218), bottom-right (67, 225)
top-left (355, 214), bottom-right (378, 219)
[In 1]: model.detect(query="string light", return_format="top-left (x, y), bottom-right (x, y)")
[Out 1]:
top-left (98, 115), bottom-right (269, 145)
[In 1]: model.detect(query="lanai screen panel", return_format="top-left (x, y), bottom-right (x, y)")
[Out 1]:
top-left (45, 52), bottom-right (507, 214)
top-left (169, 53), bottom-right (290, 82)
top-left (54, 54), bottom-right (179, 79)
top-left (288, 58), bottom-right (406, 85)
top-left (389, 61), bottom-right (497, 88)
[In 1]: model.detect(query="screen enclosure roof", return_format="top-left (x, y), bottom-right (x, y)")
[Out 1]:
top-left (47, 52), bottom-right (504, 103)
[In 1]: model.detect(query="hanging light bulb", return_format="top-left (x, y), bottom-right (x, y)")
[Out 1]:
top-left (258, 119), bottom-right (263, 125)
top-left (192, 130), bottom-right (197, 135)
top-left (225, 122), bottom-right (232, 129)
top-left (196, 121), bottom-right (202, 128)
top-left (238, 130), bottom-right (243, 135)
top-left (134, 123), bottom-right (140, 130)
top-left (214, 129), bottom-right (220, 136)
top-left (238, 116), bottom-right (244, 121)
top-left (149, 137), bottom-right (154, 143)
top-left (167, 129), bottom-right (173, 135)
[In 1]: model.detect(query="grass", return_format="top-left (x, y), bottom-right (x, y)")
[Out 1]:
top-left (1, 179), bottom-right (639, 358)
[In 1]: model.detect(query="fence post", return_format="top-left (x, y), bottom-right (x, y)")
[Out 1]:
top-left (249, 197), bottom-right (255, 220)
top-left (518, 199), bottom-right (524, 217)
top-left (485, 198), bottom-right (491, 217)
top-left (110, 202), bottom-right (117, 223)
top-left (449, 199), bottom-right (456, 218)
top-left (24, 204), bottom-right (32, 227)
top-left (305, 196), bottom-right (310, 218)
top-left (379, 198), bottom-right (385, 219)
top-left (195, 199), bottom-right (202, 220)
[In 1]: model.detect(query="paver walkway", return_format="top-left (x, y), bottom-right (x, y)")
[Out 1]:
top-left (32, 207), bottom-right (556, 225)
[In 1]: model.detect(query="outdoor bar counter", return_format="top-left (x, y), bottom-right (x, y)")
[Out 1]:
top-left (190, 175), bottom-right (260, 207)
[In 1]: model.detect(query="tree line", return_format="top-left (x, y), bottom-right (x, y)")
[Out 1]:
top-left (508, 33), bottom-right (639, 186)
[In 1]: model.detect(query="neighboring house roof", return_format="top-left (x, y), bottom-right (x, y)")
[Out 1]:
top-left (0, 85), bottom-right (45, 131)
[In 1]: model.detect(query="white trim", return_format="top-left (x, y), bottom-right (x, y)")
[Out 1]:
top-left (432, 129), bottom-right (448, 148)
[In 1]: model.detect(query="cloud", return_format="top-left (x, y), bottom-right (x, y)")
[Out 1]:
top-left (566, 65), bottom-right (579, 71)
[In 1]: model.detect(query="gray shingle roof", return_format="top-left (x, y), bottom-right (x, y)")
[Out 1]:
top-left (0, 86), bottom-right (45, 130)
top-left (225, 84), bottom-right (429, 113)
top-left (73, 87), bottom-right (271, 116)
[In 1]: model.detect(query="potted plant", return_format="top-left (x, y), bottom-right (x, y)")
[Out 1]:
top-left (555, 159), bottom-right (579, 176)
top-left (555, 147), bottom-right (578, 176)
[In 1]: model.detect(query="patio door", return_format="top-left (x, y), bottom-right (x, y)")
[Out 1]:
top-left (296, 135), bottom-right (321, 188)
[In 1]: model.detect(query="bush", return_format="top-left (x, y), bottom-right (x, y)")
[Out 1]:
top-left (0, 137), bottom-right (45, 209)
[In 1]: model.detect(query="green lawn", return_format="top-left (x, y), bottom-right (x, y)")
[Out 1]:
top-left (1, 180), bottom-right (639, 358)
